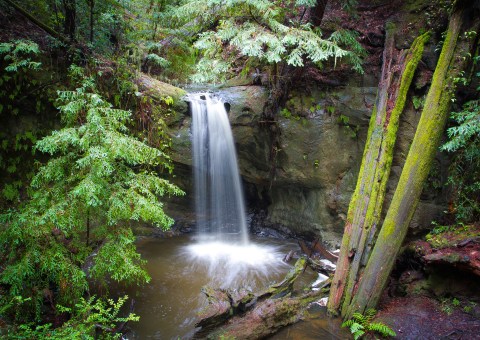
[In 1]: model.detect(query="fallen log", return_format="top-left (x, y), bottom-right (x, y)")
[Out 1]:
top-left (4, 0), bottom-right (69, 44)
top-left (307, 258), bottom-right (336, 274)
top-left (194, 258), bottom-right (331, 339)
top-left (205, 289), bottom-right (327, 340)
top-left (298, 240), bottom-right (338, 263)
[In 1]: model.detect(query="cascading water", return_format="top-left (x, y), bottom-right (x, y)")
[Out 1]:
top-left (126, 93), bottom-right (327, 339)
top-left (185, 92), bottom-right (288, 287)
top-left (190, 93), bottom-right (248, 244)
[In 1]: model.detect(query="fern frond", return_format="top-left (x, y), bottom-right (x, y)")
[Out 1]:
top-left (341, 319), bottom-right (355, 328)
top-left (352, 312), bottom-right (367, 324)
top-left (353, 329), bottom-right (365, 340)
top-left (364, 308), bottom-right (377, 322)
top-left (350, 322), bottom-right (365, 333)
top-left (368, 322), bottom-right (397, 337)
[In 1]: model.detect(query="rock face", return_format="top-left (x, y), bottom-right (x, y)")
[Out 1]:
top-left (163, 83), bottom-right (374, 246)
top-left (139, 0), bottom-right (453, 247)
top-left (160, 78), bottom-right (448, 247)
top-left (261, 86), bottom-right (375, 246)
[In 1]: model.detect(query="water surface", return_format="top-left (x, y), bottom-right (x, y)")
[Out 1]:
top-left (126, 235), bottom-right (313, 339)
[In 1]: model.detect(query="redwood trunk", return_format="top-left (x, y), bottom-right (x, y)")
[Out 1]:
top-left (63, 0), bottom-right (76, 41)
top-left (344, 6), bottom-right (472, 318)
top-left (327, 26), bottom-right (429, 315)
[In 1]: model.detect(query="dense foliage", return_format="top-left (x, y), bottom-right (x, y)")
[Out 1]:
top-left (3, 0), bottom-right (478, 338)
top-left (173, 0), bottom-right (365, 82)
top-left (441, 55), bottom-right (480, 222)
top-left (0, 62), bottom-right (183, 333)
top-left (3, 295), bottom-right (139, 339)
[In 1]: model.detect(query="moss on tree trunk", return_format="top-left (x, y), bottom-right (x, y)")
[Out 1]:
top-left (343, 5), bottom-right (474, 318)
top-left (327, 25), bottom-right (430, 316)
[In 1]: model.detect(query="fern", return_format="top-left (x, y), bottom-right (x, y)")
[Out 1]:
top-left (364, 307), bottom-right (377, 323)
top-left (353, 329), bottom-right (365, 340)
top-left (342, 309), bottom-right (396, 339)
top-left (5, 295), bottom-right (138, 339)
top-left (351, 312), bottom-right (367, 324)
top-left (441, 55), bottom-right (480, 222)
top-left (369, 322), bottom-right (397, 337)
top-left (172, 0), bottom-right (365, 83)
top-left (0, 40), bottom-right (41, 72)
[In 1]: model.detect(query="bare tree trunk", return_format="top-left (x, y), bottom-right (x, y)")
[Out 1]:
top-left (86, 209), bottom-right (90, 247)
top-left (343, 5), bottom-right (475, 318)
top-left (87, 0), bottom-right (95, 43)
top-left (311, 0), bottom-right (328, 26)
top-left (327, 25), bottom-right (430, 316)
top-left (63, 0), bottom-right (76, 41)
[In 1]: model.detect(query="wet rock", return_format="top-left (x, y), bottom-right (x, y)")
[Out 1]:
top-left (196, 287), bottom-right (232, 330)
top-left (195, 258), bottom-right (329, 339)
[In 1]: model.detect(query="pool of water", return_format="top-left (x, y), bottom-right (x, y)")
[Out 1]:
top-left (123, 235), bottom-right (318, 339)
top-left (269, 303), bottom-right (349, 339)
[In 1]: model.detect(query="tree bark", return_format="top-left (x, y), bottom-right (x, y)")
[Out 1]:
top-left (87, 0), bottom-right (95, 43)
top-left (63, 0), bottom-right (76, 41)
top-left (310, 0), bottom-right (328, 27)
top-left (327, 25), bottom-right (430, 316)
top-left (344, 5), bottom-right (473, 318)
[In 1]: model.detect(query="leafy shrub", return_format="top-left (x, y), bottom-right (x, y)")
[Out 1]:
top-left (0, 68), bottom-right (183, 319)
top-left (441, 55), bottom-right (480, 223)
top-left (2, 295), bottom-right (138, 339)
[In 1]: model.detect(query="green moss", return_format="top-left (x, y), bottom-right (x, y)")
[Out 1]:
top-left (426, 224), bottom-right (480, 249)
top-left (346, 7), bottom-right (465, 318)
top-left (136, 74), bottom-right (187, 112)
top-left (340, 28), bottom-right (432, 317)
top-left (285, 94), bottom-right (316, 116)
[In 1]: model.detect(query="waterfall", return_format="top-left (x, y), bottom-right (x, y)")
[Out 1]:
top-left (190, 93), bottom-right (249, 244)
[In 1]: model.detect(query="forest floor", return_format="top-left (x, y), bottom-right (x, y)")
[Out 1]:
top-left (374, 224), bottom-right (480, 339)
top-left (377, 296), bottom-right (480, 339)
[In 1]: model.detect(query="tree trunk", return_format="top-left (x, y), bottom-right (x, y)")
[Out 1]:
top-left (311, 0), bottom-right (328, 26)
top-left (343, 5), bottom-right (474, 318)
top-left (88, 0), bottom-right (95, 43)
top-left (4, 0), bottom-right (69, 44)
top-left (86, 209), bottom-right (90, 247)
top-left (63, 0), bottom-right (76, 41)
top-left (327, 25), bottom-right (430, 316)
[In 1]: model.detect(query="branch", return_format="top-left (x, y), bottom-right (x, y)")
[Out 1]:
top-left (3, 0), bottom-right (69, 44)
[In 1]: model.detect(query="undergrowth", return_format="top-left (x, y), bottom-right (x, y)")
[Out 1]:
top-left (341, 308), bottom-right (396, 339)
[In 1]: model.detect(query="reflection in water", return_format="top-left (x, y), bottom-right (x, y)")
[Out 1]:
top-left (269, 304), bottom-right (349, 339)
top-left (126, 235), bottom-right (307, 339)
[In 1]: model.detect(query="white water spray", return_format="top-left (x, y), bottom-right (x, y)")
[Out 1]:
top-left (185, 92), bottom-right (288, 287)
